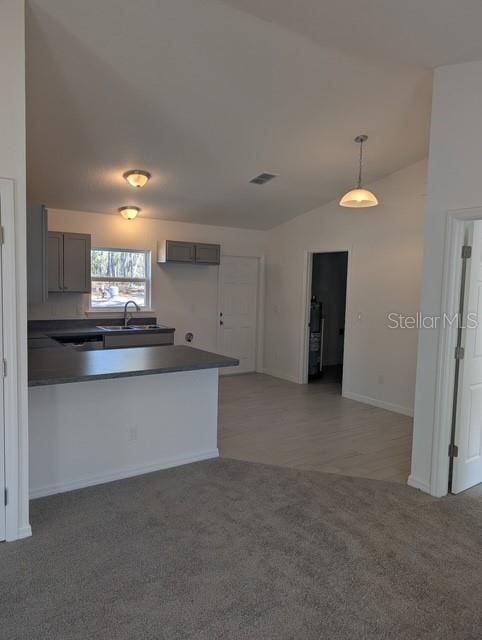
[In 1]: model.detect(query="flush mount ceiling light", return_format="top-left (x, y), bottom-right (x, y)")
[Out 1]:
top-left (119, 206), bottom-right (140, 220)
top-left (339, 135), bottom-right (379, 208)
top-left (123, 169), bottom-right (151, 188)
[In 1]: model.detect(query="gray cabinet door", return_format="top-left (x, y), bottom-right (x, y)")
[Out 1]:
top-left (165, 240), bottom-right (195, 263)
top-left (47, 232), bottom-right (64, 292)
top-left (63, 233), bottom-right (91, 292)
top-left (27, 205), bottom-right (48, 303)
top-left (195, 243), bottom-right (220, 265)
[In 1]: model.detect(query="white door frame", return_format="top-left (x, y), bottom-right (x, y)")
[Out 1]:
top-left (217, 253), bottom-right (265, 374)
top-left (300, 247), bottom-right (352, 391)
top-left (0, 179), bottom-right (23, 540)
top-left (430, 206), bottom-right (482, 497)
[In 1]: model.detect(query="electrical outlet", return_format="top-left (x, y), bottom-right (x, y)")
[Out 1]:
top-left (377, 375), bottom-right (384, 385)
top-left (128, 426), bottom-right (138, 442)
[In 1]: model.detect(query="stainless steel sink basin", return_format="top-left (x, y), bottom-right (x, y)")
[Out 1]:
top-left (96, 325), bottom-right (161, 331)
top-left (129, 324), bottom-right (161, 330)
top-left (96, 325), bottom-right (136, 331)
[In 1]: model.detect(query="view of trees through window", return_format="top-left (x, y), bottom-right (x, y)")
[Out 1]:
top-left (91, 249), bottom-right (149, 308)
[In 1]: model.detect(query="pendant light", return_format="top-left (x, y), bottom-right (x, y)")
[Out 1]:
top-left (339, 135), bottom-right (379, 208)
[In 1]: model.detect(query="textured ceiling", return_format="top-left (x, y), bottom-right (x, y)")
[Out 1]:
top-left (25, 0), bottom-right (444, 229)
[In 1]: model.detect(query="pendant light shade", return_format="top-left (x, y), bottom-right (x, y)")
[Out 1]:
top-left (339, 187), bottom-right (378, 208)
top-left (339, 135), bottom-right (379, 208)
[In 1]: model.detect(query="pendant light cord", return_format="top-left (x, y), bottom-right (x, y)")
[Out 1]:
top-left (357, 138), bottom-right (363, 189)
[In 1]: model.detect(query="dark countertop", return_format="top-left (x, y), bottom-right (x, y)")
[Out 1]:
top-left (28, 317), bottom-right (175, 341)
top-left (28, 344), bottom-right (238, 387)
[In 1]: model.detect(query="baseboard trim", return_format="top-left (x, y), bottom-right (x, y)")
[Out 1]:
top-left (342, 391), bottom-right (414, 417)
top-left (407, 474), bottom-right (433, 495)
top-left (6, 524), bottom-right (32, 542)
top-left (29, 449), bottom-right (219, 500)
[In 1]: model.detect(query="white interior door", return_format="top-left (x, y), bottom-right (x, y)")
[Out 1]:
top-left (0, 202), bottom-right (5, 541)
top-left (453, 220), bottom-right (482, 493)
top-left (217, 256), bottom-right (258, 375)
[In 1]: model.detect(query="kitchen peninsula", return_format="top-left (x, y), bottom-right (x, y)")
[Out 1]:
top-left (28, 322), bottom-right (238, 499)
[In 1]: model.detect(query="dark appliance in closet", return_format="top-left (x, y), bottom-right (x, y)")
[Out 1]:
top-left (308, 298), bottom-right (323, 379)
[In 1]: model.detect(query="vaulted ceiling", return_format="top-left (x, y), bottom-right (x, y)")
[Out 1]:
top-left (25, 0), bottom-right (482, 229)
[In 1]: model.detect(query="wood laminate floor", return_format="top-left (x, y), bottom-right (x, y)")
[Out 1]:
top-left (218, 373), bottom-right (413, 484)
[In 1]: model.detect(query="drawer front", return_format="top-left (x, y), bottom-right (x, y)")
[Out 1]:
top-left (103, 332), bottom-right (174, 349)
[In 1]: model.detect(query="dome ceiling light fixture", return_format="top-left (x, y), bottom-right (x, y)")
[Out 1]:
top-left (119, 206), bottom-right (140, 220)
top-left (339, 135), bottom-right (379, 208)
top-left (123, 169), bottom-right (151, 188)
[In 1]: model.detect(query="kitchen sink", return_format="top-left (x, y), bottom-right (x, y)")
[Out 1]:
top-left (96, 325), bottom-right (136, 331)
top-left (96, 325), bottom-right (161, 331)
top-left (129, 324), bottom-right (161, 330)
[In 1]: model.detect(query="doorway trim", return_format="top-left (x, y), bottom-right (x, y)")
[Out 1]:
top-left (0, 178), bottom-right (27, 540)
top-left (429, 206), bottom-right (482, 497)
top-left (299, 247), bottom-right (352, 393)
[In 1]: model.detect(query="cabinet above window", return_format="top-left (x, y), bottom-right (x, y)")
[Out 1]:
top-left (157, 240), bottom-right (220, 265)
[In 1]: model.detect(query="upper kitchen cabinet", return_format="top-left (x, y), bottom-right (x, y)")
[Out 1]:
top-left (63, 233), bottom-right (91, 292)
top-left (47, 231), bottom-right (64, 292)
top-left (158, 240), bottom-right (195, 263)
top-left (27, 206), bottom-right (92, 299)
top-left (48, 232), bottom-right (91, 293)
top-left (195, 243), bottom-right (220, 265)
top-left (157, 240), bottom-right (220, 265)
top-left (27, 204), bottom-right (48, 304)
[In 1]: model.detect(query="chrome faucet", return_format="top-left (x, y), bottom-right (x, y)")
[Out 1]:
top-left (124, 300), bottom-right (140, 327)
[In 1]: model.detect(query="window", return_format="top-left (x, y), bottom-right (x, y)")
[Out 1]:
top-left (90, 248), bottom-right (151, 309)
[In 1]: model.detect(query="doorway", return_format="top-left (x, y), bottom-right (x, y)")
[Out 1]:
top-left (307, 252), bottom-right (348, 388)
top-left (0, 178), bottom-right (24, 542)
top-left (449, 220), bottom-right (482, 493)
top-left (426, 209), bottom-right (482, 497)
top-left (217, 255), bottom-right (259, 375)
top-left (0, 204), bottom-right (4, 542)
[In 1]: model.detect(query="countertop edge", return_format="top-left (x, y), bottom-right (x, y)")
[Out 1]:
top-left (28, 345), bottom-right (239, 387)
top-left (28, 360), bottom-right (236, 387)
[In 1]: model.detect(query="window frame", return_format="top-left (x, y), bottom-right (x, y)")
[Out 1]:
top-left (89, 247), bottom-right (152, 311)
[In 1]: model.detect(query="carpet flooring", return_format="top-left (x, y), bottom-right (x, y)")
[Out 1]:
top-left (1, 459), bottom-right (481, 639)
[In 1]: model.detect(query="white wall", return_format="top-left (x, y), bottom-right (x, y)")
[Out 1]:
top-left (29, 368), bottom-right (219, 498)
top-left (263, 160), bottom-right (427, 416)
top-left (411, 60), bottom-right (482, 494)
top-left (29, 209), bottom-right (266, 355)
top-left (0, 0), bottom-right (30, 539)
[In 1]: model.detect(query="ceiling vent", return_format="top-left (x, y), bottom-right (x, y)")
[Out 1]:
top-left (249, 172), bottom-right (278, 185)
